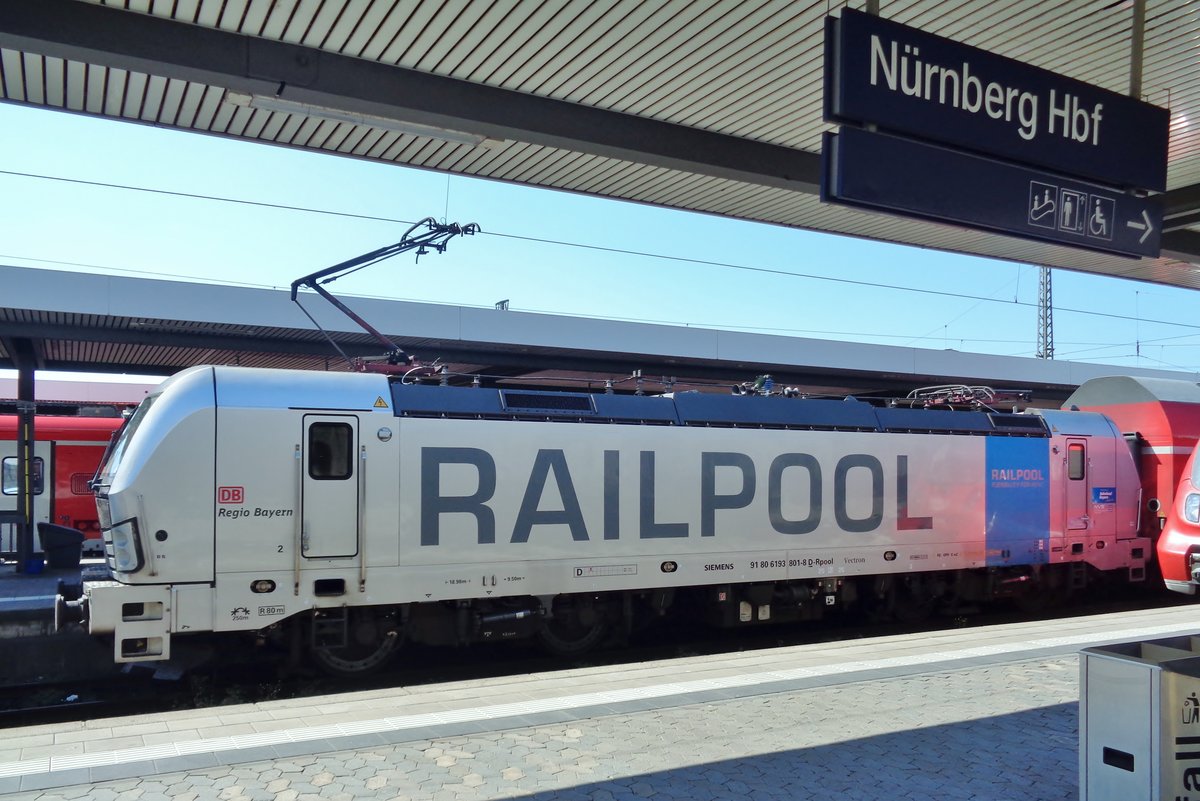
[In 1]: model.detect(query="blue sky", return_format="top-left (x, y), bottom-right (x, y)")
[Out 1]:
top-left (1, 101), bottom-right (1198, 378)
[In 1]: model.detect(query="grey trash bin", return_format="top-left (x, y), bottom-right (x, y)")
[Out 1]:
top-left (1080, 636), bottom-right (1200, 801)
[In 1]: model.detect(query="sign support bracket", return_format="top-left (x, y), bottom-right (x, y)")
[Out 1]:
top-left (1130, 0), bottom-right (1146, 98)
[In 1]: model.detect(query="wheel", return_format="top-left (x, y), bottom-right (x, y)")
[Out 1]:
top-left (537, 601), bottom-right (609, 657)
top-left (310, 609), bottom-right (401, 676)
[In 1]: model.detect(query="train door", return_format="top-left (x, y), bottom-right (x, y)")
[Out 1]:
top-left (1, 442), bottom-right (51, 550)
top-left (1065, 438), bottom-right (1090, 531)
top-left (301, 415), bottom-right (359, 559)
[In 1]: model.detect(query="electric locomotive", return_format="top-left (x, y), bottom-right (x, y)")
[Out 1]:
top-left (60, 365), bottom-right (1159, 674)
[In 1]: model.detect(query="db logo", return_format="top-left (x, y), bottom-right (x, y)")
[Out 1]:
top-left (218, 486), bottom-right (245, 504)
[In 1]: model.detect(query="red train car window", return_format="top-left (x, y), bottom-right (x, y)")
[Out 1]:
top-left (70, 473), bottom-right (92, 495)
top-left (2, 457), bottom-right (44, 495)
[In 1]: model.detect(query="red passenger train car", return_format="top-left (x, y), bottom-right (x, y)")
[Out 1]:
top-left (1062, 376), bottom-right (1200, 595)
top-left (1065, 377), bottom-right (1200, 531)
top-left (1155, 445), bottom-right (1200, 594)
top-left (0, 415), bottom-right (124, 553)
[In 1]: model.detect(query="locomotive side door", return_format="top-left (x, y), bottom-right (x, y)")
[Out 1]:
top-left (301, 415), bottom-right (359, 559)
top-left (1065, 438), bottom-right (1090, 530)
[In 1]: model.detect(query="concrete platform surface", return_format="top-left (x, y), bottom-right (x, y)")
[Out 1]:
top-left (1, 602), bottom-right (1198, 800)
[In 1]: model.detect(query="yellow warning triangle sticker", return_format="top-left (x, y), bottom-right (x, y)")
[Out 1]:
top-left (373, 396), bottom-right (389, 409)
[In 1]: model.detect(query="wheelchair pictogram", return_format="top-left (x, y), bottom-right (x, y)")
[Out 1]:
top-left (1086, 195), bottom-right (1115, 241)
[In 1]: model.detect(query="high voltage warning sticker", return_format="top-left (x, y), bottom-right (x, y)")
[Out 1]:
top-left (374, 396), bottom-right (389, 408)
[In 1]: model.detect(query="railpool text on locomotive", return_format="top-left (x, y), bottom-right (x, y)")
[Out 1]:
top-left (420, 448), bottom-right (935, 545)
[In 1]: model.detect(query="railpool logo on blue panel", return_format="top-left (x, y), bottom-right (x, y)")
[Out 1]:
top-left (985, 438), bottom-right (1050, 565)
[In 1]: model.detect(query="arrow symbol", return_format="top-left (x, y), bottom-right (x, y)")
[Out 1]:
top-left (1127, 209), bottom-right (1154, 245)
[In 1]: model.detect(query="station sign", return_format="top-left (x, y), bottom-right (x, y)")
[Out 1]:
top-left (822, 127), bottom-right (1163, 259)
top-left (825, 8), bottom-right (1169, 192)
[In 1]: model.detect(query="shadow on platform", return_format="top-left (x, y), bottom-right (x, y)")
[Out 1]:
top-left (499, 704), bottom-right (1077, 801)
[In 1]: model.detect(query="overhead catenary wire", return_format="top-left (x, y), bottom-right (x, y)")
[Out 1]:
top-left (1, 169), bottom-right (1198, 344)
top-left (0, 249), bottom-right (1175, 352)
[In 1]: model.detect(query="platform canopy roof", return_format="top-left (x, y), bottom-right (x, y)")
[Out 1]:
top-left (1, 265), bottom-right (1194, 406)
top-left (0, 0), bottom-right (1198, 286)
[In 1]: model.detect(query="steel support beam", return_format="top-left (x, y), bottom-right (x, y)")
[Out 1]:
top-left (0, 321), bottom-right (395, 358)
top-left (1, 335), bottom-right (44, 372)
top-left (1129, 0), bottom-right (1146, 98)
top-left (1159, 183), bottom-right (1200, 262)
top-left (0, 0), bottom-right (820, 194)
top-left (1162, 230), bottom-right (1200, 265)
top-left (5, 338), bottom-right (38, 571)
top-left (1164, 184), bottom-right (1200, 232)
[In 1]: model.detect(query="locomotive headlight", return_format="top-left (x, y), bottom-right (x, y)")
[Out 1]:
top-left (1186, 494), bottom-right (1200, 525)
top-left (108, 518), bottom-right (144, 573)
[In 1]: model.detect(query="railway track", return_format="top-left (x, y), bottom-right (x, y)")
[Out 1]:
top-left (2, 585), bottom-right (1190, 728)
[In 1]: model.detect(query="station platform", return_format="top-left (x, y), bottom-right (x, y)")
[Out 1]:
top-left (0, 603), bottom-right (1197, 800)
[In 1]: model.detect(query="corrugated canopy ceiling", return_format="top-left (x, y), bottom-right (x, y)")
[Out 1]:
top-left (0, 0), bottom-right (1198, 287)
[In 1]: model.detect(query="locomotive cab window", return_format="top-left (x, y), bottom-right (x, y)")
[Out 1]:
top-left (308, 423), bottom-right (353, 480)
top-left (2, 457), bottom-right (44, 495)
top-left (1068, 443), bottom-right (1086, 480)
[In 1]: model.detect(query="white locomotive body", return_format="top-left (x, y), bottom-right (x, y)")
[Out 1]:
top-left (74, 366), bottom-right (1148, 672)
